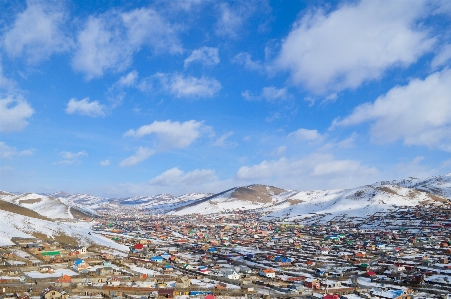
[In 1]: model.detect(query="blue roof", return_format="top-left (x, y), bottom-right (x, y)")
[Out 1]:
top-left (74, 259), bottom-right (83, 265)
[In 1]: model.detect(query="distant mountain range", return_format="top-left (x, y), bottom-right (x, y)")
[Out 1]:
top-left (0, 172), bottom-right (450, 230)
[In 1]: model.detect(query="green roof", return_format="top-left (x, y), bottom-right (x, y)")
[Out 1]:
top-left (41, 251), bottom-right (60, 256)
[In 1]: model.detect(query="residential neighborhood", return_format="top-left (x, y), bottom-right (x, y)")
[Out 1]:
top-left (1, 201), bottom-right (450, 299)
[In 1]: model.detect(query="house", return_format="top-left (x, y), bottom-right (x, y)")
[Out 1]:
top-left (40, 287), bottom-right (69, 299)
top-left (389, 264), bottom-right (405, 272)
top-left (73, 259), bottom-right (90, 271)
top-left (151, 256), bottom-right (164, 263)
top-left (322, 280), bottom-right (341, 289)
top-left (304, 278), bottom-right (321, 289)
top-left (55, 275), bottom-right (72, 284)
top-left (74, 246), bottom-right (87, 254)
top-left (224, 270), bottom-right (240, 280)
top-left (317, 247), bottom-right (329, 255)
top-left (259, 268), bottom-right (276, 278)
top-left (364, 270), bottom-right (377, 278)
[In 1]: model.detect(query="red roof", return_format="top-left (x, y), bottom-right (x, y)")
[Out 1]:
top-left (134, 244), bottom-right (144, 249)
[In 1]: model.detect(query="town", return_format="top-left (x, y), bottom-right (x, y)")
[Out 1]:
top-left (1, 202), bottom-right (450, 299)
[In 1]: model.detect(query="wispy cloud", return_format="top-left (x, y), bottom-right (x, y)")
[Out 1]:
top-left (184, 47), bottom-right (220, 68)
top-left (54, 150), bottom-right (87, 165)
top-left (120, 147), bottom-right (155, 167)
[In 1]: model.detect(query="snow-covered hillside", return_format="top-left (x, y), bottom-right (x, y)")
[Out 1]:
top-left (0, 192), bottom-right (73, 219)
top-left (0, 208), bottom-right (128, 254)
top-left (171, 185), bottom-right (289, 215)
top-left (54, 192), bottom-right (211, 214)
top-left (265, 184), bottom-right (444, 222)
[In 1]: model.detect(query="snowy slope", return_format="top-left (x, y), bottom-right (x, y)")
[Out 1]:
top-left (171, 185), bottom-right (289, 215)
top-left (392, 173), bottom-right (451, 199)
top-left (0, 192), bottom-right (73, 219)
top-left (265, 184), bottom-right (442, 221)
top-left (0, 209), bottom-right (129, 254)
top-left (55, 192), bottom-right (211, 214)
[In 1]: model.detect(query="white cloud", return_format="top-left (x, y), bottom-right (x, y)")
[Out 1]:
top-left (115, 70), bottom-right (139, 88)
top-left (242, 86), bottom-right (290, 101)
top-left (235, 154), bottom-right (378, 190)
top-left (215, 2), bottom-right (259, 38)
top-left (3, 0), bottom-right (70, 63)
top-left (54, 150), bottom-right (87, 165)
top-left (431, 44), bottom-right (451, 69)
top-left (288, 128), bottom-right (324, 142)
top-left (120, 147), bottom-right (155, 167)
top-left (0, 96), bottom-right (34, 133)
top-left (184, 47), bottom-right (220, 68)
top-left (232, 52), bottom-right (263, 71)
top-left (332, 69), bottom-right (451, 151)
top-left (274, 0), bottom-right (435, 94)
top-left (124, 120), bottom-right (208, 149)
top-left (158, 73), bottom-right (221, 98)
top-left (100, 160), bottom-right (110, 166)
top-left (212, 131), bottom-right (235, 147)
top-left (149, 167), bottom-right (217, 186)
top-left (0, 142), bottom-right (34, 159)
top-left (65, 98), bottom-right (106, 117)
top-left (72, 8), bottom-right (181, 79)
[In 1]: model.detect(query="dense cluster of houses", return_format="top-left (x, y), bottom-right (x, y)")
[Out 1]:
top-left (0, 202), bottom-right (450, 299)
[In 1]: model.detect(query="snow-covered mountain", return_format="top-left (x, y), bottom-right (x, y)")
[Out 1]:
top-left (264, 183), bottom-right (446, 222)
top-left (1, 173), bottom-right (450, 221)
top-left (0, 192), bottom-right (74, 219)
top-left (170, 184), bottom-right (288, 215)
top-left (53, 191), bottom-right (212, 214)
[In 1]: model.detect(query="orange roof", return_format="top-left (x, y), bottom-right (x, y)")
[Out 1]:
top-left (56, 275), bottom-right (71, 282)
top-left (263, 269), bottom-right (275, 273)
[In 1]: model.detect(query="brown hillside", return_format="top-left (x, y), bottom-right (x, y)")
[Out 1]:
top-left (0, 199), bottom-right (51, 221)
top-left (70, 207), bottom-right (93, 219)
top-left (231, 185), bottom-right (286, 204)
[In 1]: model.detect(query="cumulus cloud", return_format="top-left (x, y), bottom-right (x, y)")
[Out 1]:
top-left (72, 8), bottom-right (181, 79)
top-left (274, 0), bottom-right (435, 94)
top-left (288, 128), bottom-right (324, 142)
top-left (149, 167), bottom-right (217, 186)
top-left (120, 147), bottom-right (155, 167)
top-left (65, 98), bottom-right (106, 117)
top-left (0, 96), bottom-right (34, 133)
top-left (124, 120), bottom-right (209, 149)
top-left (0, 142), bottom-right (34, 159)
top-left (332, 69), bottom-right (451, 151)
top-left (184, 47), bottom-right (220, 68)
top-left (3, 0), bottom-right (70, 63)
top-left (157, 73), bottom-right (221, 98)
top-left (54, 150), bottom-right (87, 165)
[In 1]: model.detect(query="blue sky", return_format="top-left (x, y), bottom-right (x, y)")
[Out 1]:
top-left (1, 0), bottom-right (451, 197)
